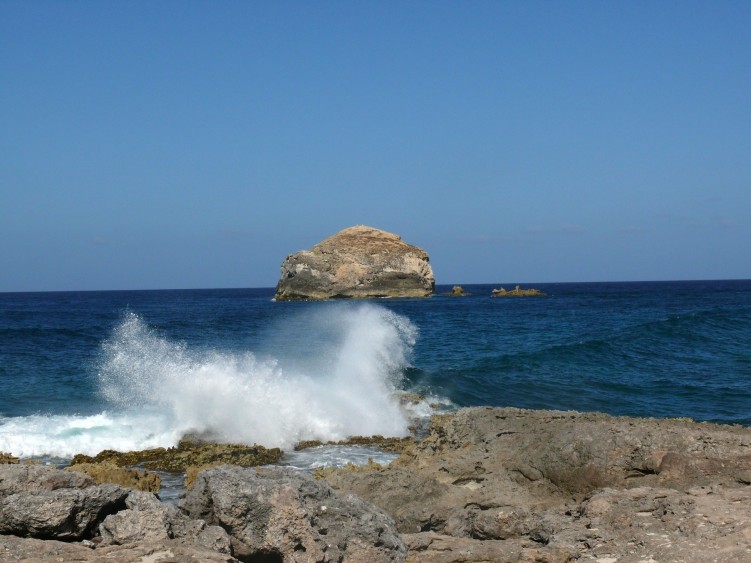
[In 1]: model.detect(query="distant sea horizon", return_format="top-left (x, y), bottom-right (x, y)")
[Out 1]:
top-left (2, 277), bottom-right (749, 294)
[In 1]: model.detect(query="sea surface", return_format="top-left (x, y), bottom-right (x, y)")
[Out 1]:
top-left (1, 280), bottom-right (750, 472)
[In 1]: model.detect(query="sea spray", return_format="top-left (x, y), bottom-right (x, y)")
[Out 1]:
top-left (95, 303), bottom-right (417, 451)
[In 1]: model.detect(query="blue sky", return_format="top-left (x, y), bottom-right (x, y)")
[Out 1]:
top-left (2, 1), bottom-right (749, 291)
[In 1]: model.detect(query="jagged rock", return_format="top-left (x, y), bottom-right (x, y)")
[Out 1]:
top-left (180, 465), bottom-right (407, 562)
top-left (274, 225), bottom-right (435, 300)
top-left (0, 482), bottom-right (129, 540)
top-left (98, 489), bottom-right (233, 553)
top-left (322, 407), bottom-right (751, 561)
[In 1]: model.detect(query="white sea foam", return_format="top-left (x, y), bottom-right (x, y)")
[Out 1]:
top-left (0, 303), bottom-right (419, 458)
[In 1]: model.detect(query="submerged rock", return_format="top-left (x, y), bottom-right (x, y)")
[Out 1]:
top-left (442, 285), bottom-right (470, 296)
top-left (274, 225), bottom-right (435, 300)
top-left (491, 285), bottom-right (546, 297)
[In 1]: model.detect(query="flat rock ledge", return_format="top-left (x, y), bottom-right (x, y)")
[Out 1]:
top-left (274, 225), bottom-right (435, 300)
top-left (4, 407), bottom-right (751, 562)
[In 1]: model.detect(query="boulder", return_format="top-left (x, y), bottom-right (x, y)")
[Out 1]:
top-left (0, 482), bottom-right (129, 540)
top-left (180, 465), bottom-right (407, 562)
top-left (274, 225), bottom-right (435, 300)
top-left (0, 464), bottom-right (94, 499)
top-left (98, 489), bottom-right (233, 553)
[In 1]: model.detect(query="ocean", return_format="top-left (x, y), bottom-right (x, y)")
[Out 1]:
top-left (1, 280), bottom-right (750, 470)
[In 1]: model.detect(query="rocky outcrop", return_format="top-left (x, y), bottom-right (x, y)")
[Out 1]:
top-left (4, 408), bottom-right (751, 561)
top-left (442, 285), bottom-right (470, 296)
top-left (0, 462), bottom-right (405, 562)
top-left (274, 226), bottom-right (435, 300)
top-left (321, 407), bottom-right (751, 562)
top-left (0, 481), bottom-right (130, 540)
top-left (180, 465), bottom-right (407, 562)
top-left (70, 437), bottom-right (283, 472)
top-left (492, 285), bottom-right (546, 297)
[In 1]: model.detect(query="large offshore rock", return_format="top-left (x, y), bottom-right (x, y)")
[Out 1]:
top-left (180, 465), bottom-right (407, 562)
top-left (274, 225), bottom-right (435, 300)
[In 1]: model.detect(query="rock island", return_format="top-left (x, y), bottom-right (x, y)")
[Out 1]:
top-left (274, 225), bottom-right (435, 300)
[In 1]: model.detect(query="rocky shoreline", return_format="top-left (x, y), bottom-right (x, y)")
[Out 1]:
top-left (3, 407), bottom-right (751, 562)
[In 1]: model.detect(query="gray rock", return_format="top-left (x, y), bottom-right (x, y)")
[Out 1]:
top-left (0, 482), bottom-right (128, 540)
top-left (99, 489), bottom-right (233, 554)
top-left (180, 465), bottom-right (407, 562)
top-left (274, 225), bottom-right (435, 300)
top-left (0, 464), bottom-right (94, 499)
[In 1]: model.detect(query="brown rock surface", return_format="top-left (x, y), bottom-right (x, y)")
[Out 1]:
top-left (321, 406), bottom-right (751, 562)
top-left (274, 225), bottom-right (435, 300)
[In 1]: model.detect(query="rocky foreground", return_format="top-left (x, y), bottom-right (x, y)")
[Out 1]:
top-left (3, 407), bottom-right (751, 562)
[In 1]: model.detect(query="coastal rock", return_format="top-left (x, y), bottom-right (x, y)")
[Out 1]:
top-left (274, 225), bottom-right (435, 300)
top-left (442, 285), bottom-right (470, 297)
top-left (0, 482), bottom-right (129, 540)
top-left (65, 461), bottom-right (161, 493)
top-left (71, 437), bottom-right (283, 472)
top-left (180, 465), bottom-right (407, 562)
top-left (322, 406), bottom-right (751, 562)
top-left (0, 464), bottom-right (95, 498)
top-left (0, 452), bottom-right (19, 464)
top-left (492, 285), bottom-right (546, 297)
top-left (98, 489), bottom-right (233, 553)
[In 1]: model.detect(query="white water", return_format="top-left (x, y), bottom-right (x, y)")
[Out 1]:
top-left (0, 303), bottom-right (421, 458)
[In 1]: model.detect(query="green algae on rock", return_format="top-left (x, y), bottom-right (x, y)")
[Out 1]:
top-left (0, 451), bottom-right (19, 464)
top-left (294, 435), bottom-right (415, 455)
top-left (71, 439), bottom-right (283, 473)
top-left (65, 461), bottom-right (161, 493)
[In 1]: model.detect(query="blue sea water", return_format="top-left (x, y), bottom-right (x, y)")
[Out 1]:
top-left (1, 280), bottom-right (750, 463)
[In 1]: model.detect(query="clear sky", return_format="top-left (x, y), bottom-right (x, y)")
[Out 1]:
top-left (2, 1), bottom-right (749, 291)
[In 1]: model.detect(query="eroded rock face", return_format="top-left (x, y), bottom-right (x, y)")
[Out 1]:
top-left (180, 465), bottom-right (407, 562)
top-left (274, 226), bottom-right (435, 300)
top-left (322, 407), bottom-right (751, 562)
